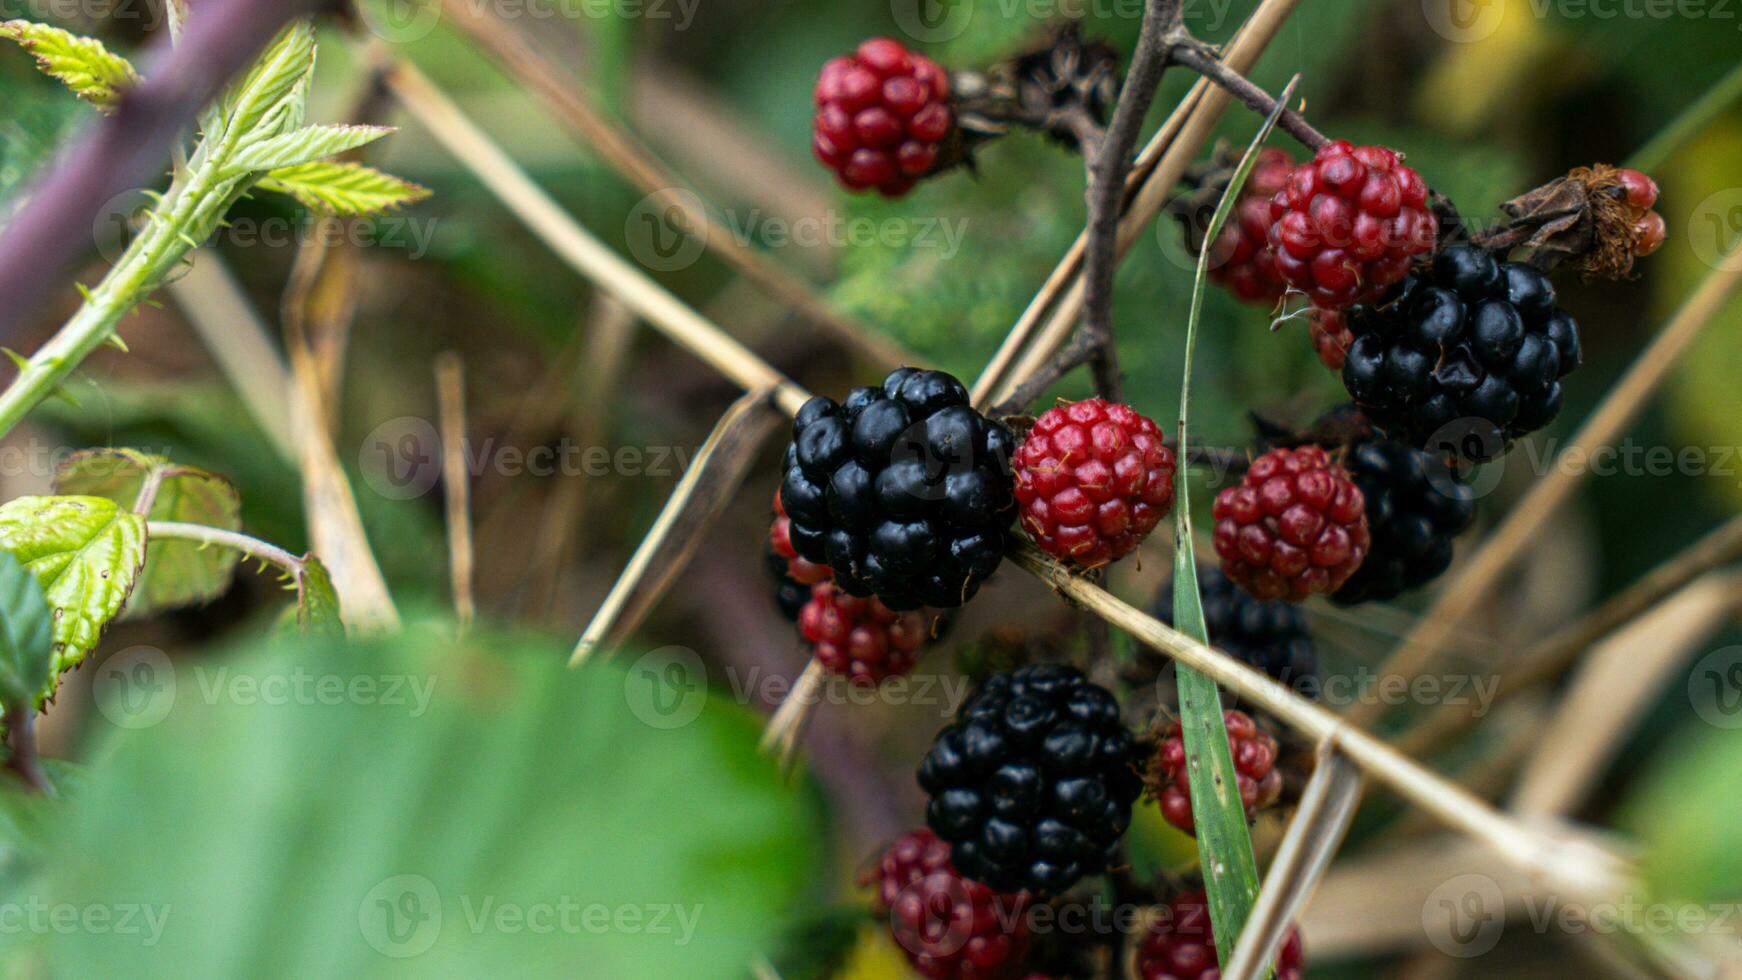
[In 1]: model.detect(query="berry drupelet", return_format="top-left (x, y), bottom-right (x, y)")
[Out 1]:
top-left (1331, 438), bottom-right (1476, 604)
top-left (770, 488), bottom-right (833, 586)
top-left (1205, 146), bottom-right (1297, 305)
top-left (764, 544), bottom-right (811, 621)
top-left (1013, 398), bottom-right (1176, 568)
top-left (1307, 308), bottom-right (1353, 370)
top-left (781, 367), bottom-right (1017, 610)
top-left (1148, 709), bottom-right (1282, 835)
top-left (1153, 566), bottom-right (1317, 684)
top-left (918, 664), bottom-right (1144, 894)
top-left (1212, 445), bottom-right (1370, 602)
top-left (799, 582), bottom-right (928, 684)
top-left (813, 38), bottom-right (954, 197)
top-left (1266, 141), bottom-right (1437, 310)
top-left (1137, 888), bottom-right (1304, 980)
top-left (1341, 245), bottom-right (1581, 461)
top-left (870, 828), bottom-right (1033, 979)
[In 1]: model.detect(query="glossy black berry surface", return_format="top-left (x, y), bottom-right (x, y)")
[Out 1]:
top-left (1340, 246), bottom-right (1580, 461)
top-left (1331, 438), bottom-right (1476, 604)
top-left (1152, 566), bottom-right (1317, 685)
top-left (917, 664), bottom-right (1142, 893)
top-left (781, 367), bottom-right (1016, 609)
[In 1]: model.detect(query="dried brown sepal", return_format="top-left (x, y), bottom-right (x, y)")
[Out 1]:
top-left (949, 25), bottom-right (1120, 159)
top-left (1482, 163), bottom-right (1646, 278)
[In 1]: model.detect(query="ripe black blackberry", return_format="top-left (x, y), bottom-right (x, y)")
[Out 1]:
top-left (763, 543), bottom-right (810, 620)
top-left (917, 664), bottom-right (1143, 894)
top-left (1150, 566), bottom-right (1317, 685)
top-left (1332, 438), bottom-right (1476, 604)
top-left (1341, 246), bottom-right (1581, 462)
top-left (781, 367), bottom-right (1017, 610)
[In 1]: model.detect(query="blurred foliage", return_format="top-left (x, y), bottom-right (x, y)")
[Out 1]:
top-left (1623, 724), bottom-right (1742, 906)
top-left (1, 621), bottom-right (825, 976)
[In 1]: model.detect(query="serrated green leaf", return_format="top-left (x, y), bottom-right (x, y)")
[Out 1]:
top-left (256, 161), bottom-right (431, 216)
top-left (0, 551), bottom-right (53, 709)
top-left (0, 496), bottom-right (146, 696)
top-left (294, 556), bottom-right (342, 638)
top-left (1171, 82), bottom-right (1298, 972)
top-left (213, 20), bottom-right (315, 146)
top-left (0, 20), bottom-right (139, 113)
top-left (223, 124), bottom-right (393, 176)
top-left (52, 449), bottom-right (242, 618)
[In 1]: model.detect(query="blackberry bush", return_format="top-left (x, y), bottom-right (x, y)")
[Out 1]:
top-left (1332, 437), bottom-right (1476, 604)
top-left (918, 664), bottom-right (1143, 894)
top-left (781, 367), bottom-right (1017, 610)
top-left (1341, 245), bottom-right (1581, 461)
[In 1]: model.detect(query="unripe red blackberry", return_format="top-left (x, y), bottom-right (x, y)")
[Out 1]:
top-left (1205, 147), bottom-right (1296, 305)
top-left (1148, 709), bottom-right (1281, 835)
top-left (1137, 888), bottom-right (1304, 980)
top-left (1615, 167), bottom-right (1665, 257)
top-left (1341, 246), bottom-right (1581, 461)
top-left (1266, 140), bottom-right (1437, 309)
top-left (918, 664), bottom-right (1143, 894)
top-left (870, 828), bottom-right (1033, 980)
top-left (781, 367), bottom-right (1017, 610)
top-left (770, 488), bottom-right (832, 586)
top-left (1212, 445), bottom-right (1369, 602)
top-left (1307, 308), bottom-right (1352, 370)
top-left (1013, 398), bottom-right (1176, 568)
top-left (799, 582), bottom-right (928, 684)
top-left (1331, 438), bottom-right (1476, 604)
top-left (813, 38), bottom-right (953, 198)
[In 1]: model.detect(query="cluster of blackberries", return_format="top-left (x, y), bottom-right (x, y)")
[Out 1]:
top-left (1152, 566), bottom-right (1317, 683)
top-left (1342, 246), bottom-right (1581, 462)
top-left (917, 664), bottom-right (1143, 894)
top-left (781, 367), bottom-right (1016, 610)
top-left (1332, 437), bottom-right (1476, 604)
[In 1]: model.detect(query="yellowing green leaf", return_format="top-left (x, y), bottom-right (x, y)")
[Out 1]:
top-left (0, 496), bottom-right (146, 696)
top-left (0, 20), bottom-right (140, 113)
top-left (53, 449), bottom-right (242, 618)
top-left (225, 124), bottom-right (393, 176)
top-left (256, 161), bottom-right (431, 216)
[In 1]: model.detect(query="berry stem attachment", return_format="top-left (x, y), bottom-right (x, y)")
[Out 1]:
top-left (1167, 37), bottom-right (1329, 151)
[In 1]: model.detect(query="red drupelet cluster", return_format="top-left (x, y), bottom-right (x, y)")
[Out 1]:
top-left (1615, 167), bottom-right (1666, 256)
top-left (1266, 140), bottom-right (1437, 309)
top-left (813, 38), bottom-right (954, 197)
top-left (1150, 710), bottom-right (1282, 836)
top-left (1212, 445), bottom-right (1369, 601)
top-left (1137, 888), bottom-right (1304, 980)
top-left (1204, 146), bottom-right (1297, 305)
top-left (799, 582), bottom-right (927, 685)
top-left (1013, 399), bottom-right (1176, 569)
top-left (870, 828), bottom-right (1033, 980)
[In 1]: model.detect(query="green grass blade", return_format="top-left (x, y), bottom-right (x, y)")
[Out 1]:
top-left (1171, 74), bottom-right (1301, 971)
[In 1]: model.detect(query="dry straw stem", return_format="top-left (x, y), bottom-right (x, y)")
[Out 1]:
top-left (988, 0), bottom-right (1303, 409)
top-left (387, 41), bottom-right (1641, 910)
top-left (1509, 570), bottom-right (1742, 818)
top-left (1355, 240), bottom-right (1742, 725)
top-left (971, 0), bottom-right (1300, 407)
top-left (383, 56), bottom-right (810, 418)
top-left (435, 353), bottom-right (476, 630)
top-left (437, 0), bottom-right (918, 371)
top-left (1012, 543), bottom-right (1636, 904)
top-left (1395, 512), bottom-right (1742, 757)
top-left (759, 658), bottom-right (826, 767)
top-left (570, 387), bottom-right (785, 665)
top-left (1221, 743), bottom-right (1363, 980)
